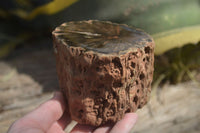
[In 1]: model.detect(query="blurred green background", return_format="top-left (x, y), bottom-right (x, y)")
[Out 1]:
top-left (0, 0), bottom-right (200, 84)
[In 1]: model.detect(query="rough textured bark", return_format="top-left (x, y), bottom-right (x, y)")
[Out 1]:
top-left (52, 20), bottom-right (155, 126)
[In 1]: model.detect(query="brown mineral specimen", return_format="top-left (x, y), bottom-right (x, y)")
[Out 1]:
top-left (52, 20), bottom-right (154, 126)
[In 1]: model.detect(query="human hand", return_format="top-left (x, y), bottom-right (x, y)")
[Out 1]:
top-left (8, 92), bottom-right (137, 133)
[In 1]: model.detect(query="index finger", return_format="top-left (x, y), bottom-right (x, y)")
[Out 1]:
top-left (23, 91), bottom-right (67, 131)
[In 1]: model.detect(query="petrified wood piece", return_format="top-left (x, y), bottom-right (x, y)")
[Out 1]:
top-left (52, 20), bottom-right (154, 126)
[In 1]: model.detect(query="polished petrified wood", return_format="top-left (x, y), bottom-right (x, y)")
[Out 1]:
top-left (52, 20), bottom-right (154, 126)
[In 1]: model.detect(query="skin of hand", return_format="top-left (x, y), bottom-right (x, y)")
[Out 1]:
top-left (7, 92), bottom-right (138, 133)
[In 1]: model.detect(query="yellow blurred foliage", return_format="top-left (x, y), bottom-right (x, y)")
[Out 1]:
top-left (153, 25), bottom-right (200, 55)
top-left (12, 0), bottom-right (78, 20)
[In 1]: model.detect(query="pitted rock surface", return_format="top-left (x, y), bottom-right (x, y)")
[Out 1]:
top-left (53, 20), bottom-right (154, 126)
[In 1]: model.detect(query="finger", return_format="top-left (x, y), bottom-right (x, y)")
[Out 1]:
top-left (47, 122), bottom-right (66, 133)
top-left (48, 110), bottom-right (72, 133)
top-left (93, 124), bottom-right (113, 133)
top-left (110, 113), bottom-right (138, 133)
top-left (23, 91), bottom-right (66, 131)
top-left (57, 110), bottom-right (72, 129)
top-left (46, 110), bottom-right (71, 133)
top-left (70, 124), bottom-right (96, 133)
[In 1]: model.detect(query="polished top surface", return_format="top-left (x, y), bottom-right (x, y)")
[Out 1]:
top-left (53, 20), bottom-right (152, 54)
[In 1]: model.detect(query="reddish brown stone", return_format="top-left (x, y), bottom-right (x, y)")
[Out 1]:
top-left (52, 20), bottom-right (154, 126)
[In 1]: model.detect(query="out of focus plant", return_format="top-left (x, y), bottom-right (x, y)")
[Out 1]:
top-left (154, 42), bottom-right (200, 84)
